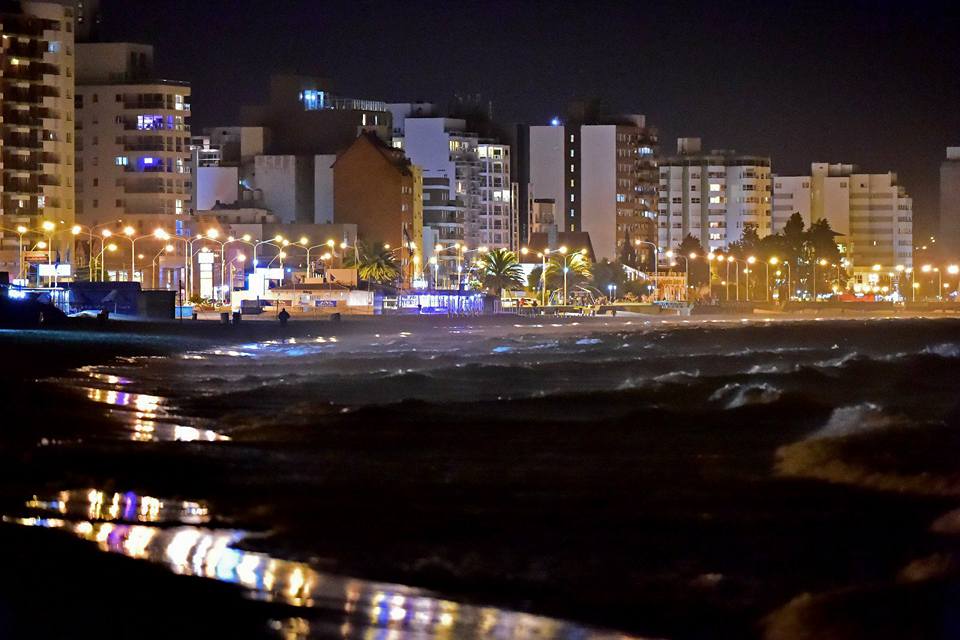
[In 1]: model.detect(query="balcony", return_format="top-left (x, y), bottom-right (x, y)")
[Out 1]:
top-left (5, 42), bottom-right (46, 60)
top-left (2, 157), bottom-right (40, 172)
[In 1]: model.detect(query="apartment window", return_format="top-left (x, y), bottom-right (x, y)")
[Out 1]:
top-left (616, 194), bottom-right (626, 202)
top-left (569, 164), bottom-right (574, 172)
top-left (115, 199), bottom-right (122, 207)
top-left (570, 194), bottom-right (575, 202)
top-left (710, 196), bottom-right (722, 204)
top-left (569, 149), bottom-right (575, 157)
top-left (93, 178), bottom-right (98, 187)
top-left (710, 184), bottom-right (721, 192)
top-left (569, 134), bottom-right (574, 142)
top-left (569, 179), bottom-right (575, 187)
top-left (114, 156), bottom-right (129, 166)
top-left (92, 136), bottom-right (98, 145)
top-left (93, 94), bottom-right (98, 103)
top-left (691, 197), bottom-right (701, 204)
top-left (115, 94), bottom-right (122, 102)
top-left (93, 199), bottom-right (98, 208)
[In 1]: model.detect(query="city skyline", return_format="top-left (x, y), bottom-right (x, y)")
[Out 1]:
top-left (101, 0), bottom-right (960, 239)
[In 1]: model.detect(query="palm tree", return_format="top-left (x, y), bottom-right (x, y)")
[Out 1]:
top-left (348, 241), bottom-right (400, 284)
top-left (476, 248), bottom-right (525, 297)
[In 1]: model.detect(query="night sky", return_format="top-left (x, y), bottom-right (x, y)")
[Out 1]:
top-left (103, 0), bottom-right (960, 235)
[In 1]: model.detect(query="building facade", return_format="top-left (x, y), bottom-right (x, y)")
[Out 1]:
top-left (773, 162), bottom-right (913, 273)
top-left (529, 115), bottom-right (658, 262)
top-left (940, 147), bottom-right (960, 260)
top-left (658, 137), bottom-right (772, 254)
top-left (74, 42), bottom-right (191, 227)
top-left (388, 110), bottom-right (517, 271)
top-left (1, 0), bottom-right (76, 276)
top-left (333, 132), bottom-right (422, 282)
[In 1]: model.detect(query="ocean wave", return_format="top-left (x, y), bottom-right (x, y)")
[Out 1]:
top-left (775, 404), bottom-right (960, 496)
top-left (808, 403), bottom-right (906, 440)
top-left (709, 382), bottom-right (782, 408)
top-left (922, 343), bottom-right (960, 358)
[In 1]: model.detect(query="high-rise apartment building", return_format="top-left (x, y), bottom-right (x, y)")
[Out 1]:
top-left (0, 0), bottom-right (76, 275)
top-left (773, 162), bottom-right (913, 273)
top-left (74, 42), bottom-right (191, 237)
top-left (529, 115), bottom-right (658, 263)
top-left (388, 106), bottom-right (517, 263)
top-left (657, 137), bottom-right (772, 254)
top-left (940, 147), bottom-right (960, 260)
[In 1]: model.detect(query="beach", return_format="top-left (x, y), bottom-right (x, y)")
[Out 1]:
top-left (1, 314), bottom-right (959, 639)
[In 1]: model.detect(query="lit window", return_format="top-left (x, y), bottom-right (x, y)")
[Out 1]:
top-left (137, 115), bottom-right (163, 130)
top-left (114, 156), bottom-right (129, 166)
top-left (299, 90), bottom-right (325, 110)
top-left (710, 184), bottom-right (721, 192)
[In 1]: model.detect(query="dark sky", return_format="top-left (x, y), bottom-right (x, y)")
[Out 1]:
top-left (103, 0), bottom-right (960, 234)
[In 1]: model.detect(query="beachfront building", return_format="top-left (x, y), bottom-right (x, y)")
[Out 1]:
top-left (773, 163), bottom-right (913, 277)
top-left (940, 147), bottom-right (960, 261)
top-left (333, 132), bottom-right (422, 284)
top-left (528, 114), bottom-right (658, 264)
top-left (657, 137), bottom-right (772, 254)
top-left (74, 41), bottom-right (191, 279)
top-left (0, 0), bottom-right (76, 278)
top-left (389, 105), bottom-right (518, 268)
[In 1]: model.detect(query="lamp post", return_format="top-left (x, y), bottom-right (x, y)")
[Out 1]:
top-left (95, 242), bottom-right (118, 280)
top-left (535, 249), bottom-right (550, 307)
top-left (634, 239), bottom-right (659, 300)
top-left (151, 243), bottom-right (175, 289)
top-left (666, 250), bottom-right (690, 301)
top-left (770, 257), bottom-right (791, 302)
top-left (1, 225), bottom-right (29, 280)
top-left (812, 258), bottom-right (828, 301)
top-left (429, 256), bottom-right (439, 289)
top-left (558, 246), bottom-right (569, 304)
top-left (948, 265), bottom-right (960, 299)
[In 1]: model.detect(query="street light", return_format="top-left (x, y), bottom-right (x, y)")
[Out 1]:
top-left (96, 242), bottom-right (118, 280)
top-left (634, 239), bottom-right (659, 300)
top-left (813, 258), bottom-right (828, 301)
top-left (770, 257), bottom-right (791, 302)
top-left (559, 245), bottom-right (569, 304)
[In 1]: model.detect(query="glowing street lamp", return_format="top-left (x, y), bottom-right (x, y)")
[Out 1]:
top-left (769, 257), bottom-right (791, 302)
top-left (634, 239), bottom-right (660, 299)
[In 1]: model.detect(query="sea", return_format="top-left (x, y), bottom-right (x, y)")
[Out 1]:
top-left (2, 316), bottom-right (959, 639)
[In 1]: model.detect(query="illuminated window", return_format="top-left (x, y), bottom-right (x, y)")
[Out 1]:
top-left (137, 115), bottom-right (163, 130)
top-left (709, 183), bottom-right (721, 192)
top-left (114, 156), bottom-right (129, 166)
top-left (300, 89), bottom-right (325, 110)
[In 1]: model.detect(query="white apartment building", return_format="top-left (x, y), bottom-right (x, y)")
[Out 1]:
top-left (75, 43), bottom-right (191, 225)
top-left (658, 138), bottom-right (772, 253)
top-left (388, 109), bottom-right (517, 261)
top-left (529, 116), bottom-right (658, 262)
top-left (0, 0), bottom-right (76, 275)
top-left (773, 163), bottom-right (913, 273)
top-left (477, 142), bottom-right (514, 249)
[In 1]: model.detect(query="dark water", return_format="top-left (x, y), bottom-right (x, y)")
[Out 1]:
top-left (4, 317), bottom-right (960, 639)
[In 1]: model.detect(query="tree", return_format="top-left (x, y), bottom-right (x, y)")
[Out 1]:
top-left (590, 259), bottom-right (628, 298)
top-left (476, 248), bottom-right (525, 297)
top-left (676, 234), bottom-right (710, 288)
top-left (348, 242), bottom-right (399, 284)
top-left (619, 231), bottom-right (638, 267)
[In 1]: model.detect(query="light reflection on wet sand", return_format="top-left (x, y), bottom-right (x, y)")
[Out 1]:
top-left (6, 489), bottom-right (649, 640)
top-left (57, 368), bottom-right (231, 443)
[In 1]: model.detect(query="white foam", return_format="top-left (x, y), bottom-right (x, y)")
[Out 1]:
top-left (809, 403), bottom-right (905, 440)
top-left (710, 382), bottom-right (782, 408)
